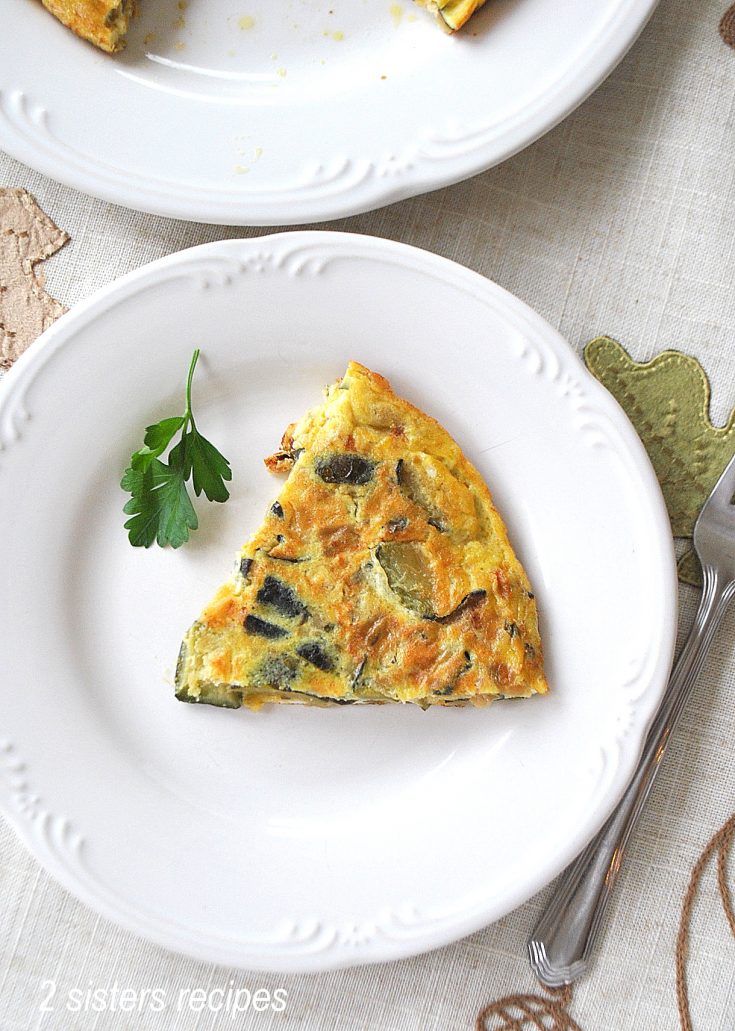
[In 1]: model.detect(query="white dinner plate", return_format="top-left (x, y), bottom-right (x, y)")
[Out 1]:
top-left (1, 0), bottom-right (658, 224)
top-left (0, 233), bottom-right (676, 971)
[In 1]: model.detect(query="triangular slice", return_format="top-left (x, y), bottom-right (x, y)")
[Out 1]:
top-left (417, 0), bottom-right (488, 32)
top-left (40, 0), bottom-right (134, 52)
top-left (175, 362), bottom-right (548, 710)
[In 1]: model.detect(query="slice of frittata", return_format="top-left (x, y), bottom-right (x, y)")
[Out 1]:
top-left (39, 0), bottom-right (486, 51)
top-left (175, 361), bottom-right (547, 711)
top-left (415, 0), bottom-right (488, 32)
top-left (39, 0), bottom-right (135, 52)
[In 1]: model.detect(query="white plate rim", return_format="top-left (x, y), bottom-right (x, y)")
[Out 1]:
top-left (0, 1), bottom-right (660, 225)
top-left (0, 231), bottom-right (678, 971)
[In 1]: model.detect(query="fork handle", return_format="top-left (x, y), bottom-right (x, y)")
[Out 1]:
top-left (528, 568), bottom-right (735, 987)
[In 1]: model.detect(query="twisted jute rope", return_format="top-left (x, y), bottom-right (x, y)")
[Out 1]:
top-left (475, 812), bottom-right (735, 1031)
top-left (721, 4), bottom-right (735, 48)
top-left (675, 811), bottom-right (735, 1031)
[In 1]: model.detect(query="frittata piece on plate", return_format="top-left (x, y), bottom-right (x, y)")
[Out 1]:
top-left (39, 0), bottom-right (134, 52)
top-left (175, 362), bottom-right (548, 711)
top-left (415, 0), bottom-right (488, 31)
top-left (38, 0), bottom-right (486, 50)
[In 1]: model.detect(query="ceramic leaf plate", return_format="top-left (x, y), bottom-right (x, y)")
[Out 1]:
top-left (1, 0), bottom-right (658, 224)
top-left (0, 233), bottom-right (676, 971)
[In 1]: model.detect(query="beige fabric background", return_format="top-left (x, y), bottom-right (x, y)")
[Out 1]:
top-left (2, 0), bottom-right (735, 1027)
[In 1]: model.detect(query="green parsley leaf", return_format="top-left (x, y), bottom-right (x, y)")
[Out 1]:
top-left (143, 416), bottom-right (187, 456)
top-left (123, 459), bottom-right (198, 549)
top-left (121, 350), bottom-right (231, 548)
top-left (184, 428), bottom-right (232, 502)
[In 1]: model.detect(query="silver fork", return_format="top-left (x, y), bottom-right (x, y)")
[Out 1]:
top-left (528, 451), bottom-right (735, 987)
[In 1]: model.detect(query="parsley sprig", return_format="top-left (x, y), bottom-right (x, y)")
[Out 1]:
top-left (121, 350), bottom-right (232, 548)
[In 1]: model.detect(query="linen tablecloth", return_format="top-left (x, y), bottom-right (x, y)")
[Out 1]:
top-left (2, 0), bottom-right (734, 1027)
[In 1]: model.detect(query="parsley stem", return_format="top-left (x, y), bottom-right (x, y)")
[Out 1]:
top-left (185, 349), bottom-right (200, 429)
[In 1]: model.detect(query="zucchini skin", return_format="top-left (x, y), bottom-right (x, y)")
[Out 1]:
top-left (174, 642), bottom-right (243, 708)
top-left (175, 682), bottom-right (243, 708)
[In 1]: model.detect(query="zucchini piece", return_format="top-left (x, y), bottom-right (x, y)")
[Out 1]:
top-left (244, 614), bottom-right (289, 639)
top-left (256, 576), bottom-right (308, 619)
top-left (314, 453), bottom-right (375, 485)
top-left (296, 642), bottom-right (335, 673)
top-left (175, 680), bottom-right (243, 709)
top-left (424, 590), bottom-right (486, 624)
top-left (376, 541), bottom-right (435, 617)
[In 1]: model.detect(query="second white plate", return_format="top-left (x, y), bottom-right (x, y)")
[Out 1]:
top-left (1, 0), bottom-right (658, 223)
top-left (0, 233), bottom-right (676, 971)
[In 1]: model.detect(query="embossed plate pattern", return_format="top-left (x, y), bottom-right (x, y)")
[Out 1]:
top-left (1, 0), bottom-right (658, 224)
top-left (0, 234), bottom-right (676, 971)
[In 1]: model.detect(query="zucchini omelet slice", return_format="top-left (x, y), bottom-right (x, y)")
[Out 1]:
top-left (39, 0), bottom-right (134, 52)
top-left (38, 0), bottom-right (485, 51)
top-left (175, 362), bottom-right (548, 711)
top-left (415, 0), bottom-right (488, 32)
